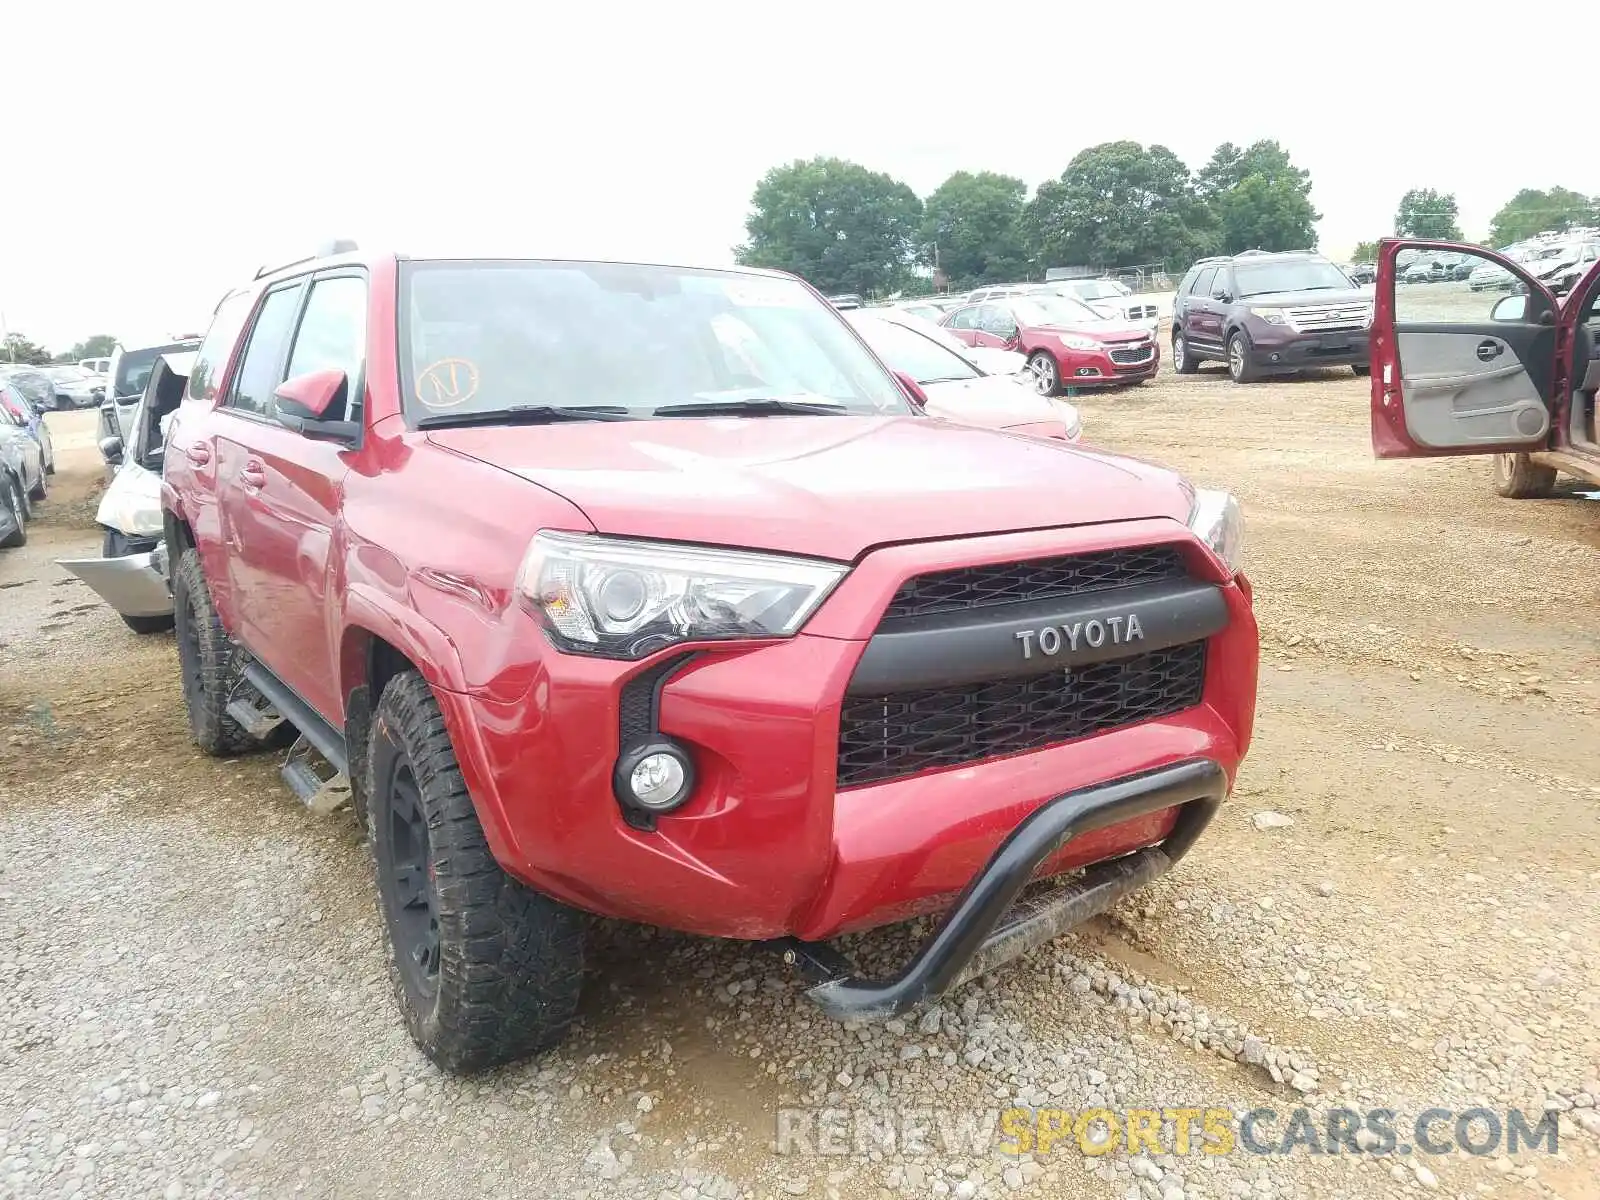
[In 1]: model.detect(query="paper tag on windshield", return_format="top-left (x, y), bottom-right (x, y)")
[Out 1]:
top-left (722, 278), bottom-right (806, 308)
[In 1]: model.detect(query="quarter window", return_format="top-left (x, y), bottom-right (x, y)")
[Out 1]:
top-left (226, 285), bottom-right (305, 417)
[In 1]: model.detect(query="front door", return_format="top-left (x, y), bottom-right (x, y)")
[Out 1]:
top-left (1370, 239), bottom-right (1565, 458)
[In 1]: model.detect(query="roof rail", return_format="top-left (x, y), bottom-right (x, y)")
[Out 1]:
top-left (253, 238), bottom-right (360, 280)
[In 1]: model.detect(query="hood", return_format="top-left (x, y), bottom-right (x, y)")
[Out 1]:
top-left (1234, 287), bottom-right (1371, 308)
top-left (426, 415), bottom-right (1190, 561)
top-left (922, 374), bottom-right (1062, 430)
top-left (1032, 317), bottom-right (1151, 343)
top-left (964, 346), bottom-right (1027, 374)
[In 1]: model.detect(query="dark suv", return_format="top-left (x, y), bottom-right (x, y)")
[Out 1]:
top-left (1171, 250), bottom-right (1372, 383)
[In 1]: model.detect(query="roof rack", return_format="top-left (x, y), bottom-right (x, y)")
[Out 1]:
top-left (253, 238), bottom-right (360, 280)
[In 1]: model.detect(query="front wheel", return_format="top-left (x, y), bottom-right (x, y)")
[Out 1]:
top-left (1492, 452), bottom-right (1557, 499)
top-left (27, 459), bottom-right (46, 502)
top-left (368, 670), bottom-right (585, 1072)
top-left (0, 475), bottom-right (26, 549)
top-left (1172, 332), bottom-right (1198, 374)
top-left (1226, 332), bottom-right (1259, 384)
top-left (1026, 351), bottom-right (1061, 397)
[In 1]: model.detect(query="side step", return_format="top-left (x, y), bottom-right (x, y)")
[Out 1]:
top-left (225, 694), bottom-right (287, 741)
top-left (280, 736), bottom-right (352, 816)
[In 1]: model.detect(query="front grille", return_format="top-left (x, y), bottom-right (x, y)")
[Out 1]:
top-left (1127, 304), bottom-right (1159, 320)
top-left (836, 642), bottom-right (1207, 788)
top-left (1109, 345), bottom-right (1154, 365)
top-left (1286, 305), bottom-right (1369, 333)
top-left (882, 545), bottom-right (1187, 621)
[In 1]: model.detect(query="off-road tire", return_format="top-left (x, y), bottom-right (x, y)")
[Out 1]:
top-left (1491, 452), bottom-right (1557, 499)
top-left (1171, 331), bottom-right (1199, 374)
top-left (368, 670), bottom-right (585, 1073)
top-left (1351, 364), bottom-right (1371, 377)
top-left (0, 474), bottom-right (26, 549)
top-left (172, 547), bottom-right (259, 755)
top-left (1226, 331), bottom-right (1259, 383)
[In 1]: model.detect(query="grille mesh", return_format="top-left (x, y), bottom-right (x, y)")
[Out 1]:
top-left (882, 545), bottom-right (1187, 622)
top-left (837, 642), bottom-right (1207, 788)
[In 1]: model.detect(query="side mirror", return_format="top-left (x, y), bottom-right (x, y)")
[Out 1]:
top-left (892, 370), bottom-right (929, 409)
top-left (272, 369), bottom-right (359, 443)
top-left (99, 434), bottom-right (124, 466)
top-left (1490, 295), bottom-right (1527, 322)
top-left (1213, 290), bottom-right (1232, 302)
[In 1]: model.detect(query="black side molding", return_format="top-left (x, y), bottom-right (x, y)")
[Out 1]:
top-left (787, 757), bottom-right (1227, 1022)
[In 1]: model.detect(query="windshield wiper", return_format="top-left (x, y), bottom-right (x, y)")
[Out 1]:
top-left (653, 398), bottom-right (849, 418)
top-left (416, 404), bottom-right (633, 429)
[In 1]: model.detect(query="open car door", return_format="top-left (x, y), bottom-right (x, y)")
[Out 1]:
top-left (1370, 238), bottom-right (1565, 458)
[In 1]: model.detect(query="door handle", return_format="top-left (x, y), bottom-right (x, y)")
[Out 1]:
top-left (239, 459), bottom-right (267, 490)
top-left (1476, 339), bottom-right (1504, 363)
top-left (185, 443), bottom-right (211, 467)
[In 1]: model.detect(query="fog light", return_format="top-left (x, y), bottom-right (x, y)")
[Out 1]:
top-left (614, 740), bottom-right (695, 816)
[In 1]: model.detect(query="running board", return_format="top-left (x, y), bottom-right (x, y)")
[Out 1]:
top-left (225, 695), bottom-right (287, 741)
top-left (281, 737), bottom-right (352, 816)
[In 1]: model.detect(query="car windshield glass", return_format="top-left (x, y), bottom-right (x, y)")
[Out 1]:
top-left (1234, 260), bottom-right (1353, 296)
top-left (1010, 296), bottom-right (1105, 326)
top-left (847, 314), bottom-right (980, 384)
top-left (1066, 282), bottom-right (1122, 301)
top-left (399, 261), bottom-right (911, 422)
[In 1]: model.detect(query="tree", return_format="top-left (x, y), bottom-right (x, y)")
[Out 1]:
top-left (1, 333), bottom-right (51, 365)
top-left (59, 334), bottom-right (117, 364)
top-left (1022, 141), bottom-right (1216, 272)
top-left (1350, 241), bottom-right (1380, 262)
top-left (1394, 188), bottom-right (1462, 241)
top-left (735, 157), bottom-right (923, 297)
top-left (1195, 139), bottom-right (1319, 253)
top-left (1487, 187), bottom-right (1598, 247)
top-left (920, 171), bottom-right (1029, 288)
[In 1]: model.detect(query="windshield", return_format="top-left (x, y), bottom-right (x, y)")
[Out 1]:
top-left (1010, 296), bottom-right (1106, 327)
top-left (1062, 281), bottom-right (1124, 301)
top-left (847, 313), bottom-right (980, 385)
top-left (399, 261), bottom-right (911, 421)
top-left (1234, 259), bottom-right (1353, 297)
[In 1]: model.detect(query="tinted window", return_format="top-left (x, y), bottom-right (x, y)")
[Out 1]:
top-left (285, 275), bottom-right (368, 419)
top-left (1178, 269), bottom-right (1200, 296)
top-left (1211, 269), bottom-right (1233, 298)
top-left (1192, 267), bottom-right (1217, 299)
top-left (1234, 259), bottom-right (1353, 297)
top-left (227, 285), bottom-right (305, 417)
top-left (188, 291), bottom-right (258, 405)
top-left (847, 315), bottom-right (980, 384)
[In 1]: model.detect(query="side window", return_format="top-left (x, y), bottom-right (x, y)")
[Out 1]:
top-left (1212, 269), bottom-right (1233, 299)
top-left (1178, 268), bottom-right (1200, 296)
top-left (285, 275), bottom-right (368, 420)
top-left (189, 290), bottom-right (261, 406)
top-left (949, 307), bottom-right (978, 330)
top-left (226, 284), bottom-right (305, 417)
top-left (1192, 267), bottom-right (1217, 299)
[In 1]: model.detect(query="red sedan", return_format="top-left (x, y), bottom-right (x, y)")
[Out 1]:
top-left (942, 295), bottom-right (1160, 394)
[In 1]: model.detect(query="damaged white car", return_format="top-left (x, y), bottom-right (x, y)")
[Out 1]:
top-left (57, 352), bottom-right (193, 634)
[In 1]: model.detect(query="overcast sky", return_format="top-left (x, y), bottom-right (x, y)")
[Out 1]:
top-left (3, 1), bottom-right (1593, 351)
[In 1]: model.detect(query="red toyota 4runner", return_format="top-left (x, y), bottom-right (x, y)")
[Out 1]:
top-left (161, 246), bottom-right (1260, 1071)
top-left (1370, 237), bottom-right (1600, 495)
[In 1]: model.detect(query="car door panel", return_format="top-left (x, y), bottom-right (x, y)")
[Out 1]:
top-left (1371, 239), bottom-right (1561, 459)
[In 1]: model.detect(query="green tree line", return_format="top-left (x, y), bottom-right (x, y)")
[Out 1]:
top-left (738, 145), bottom-right (1600, 296)
top-left (2, 332), bottom-right (117, 367)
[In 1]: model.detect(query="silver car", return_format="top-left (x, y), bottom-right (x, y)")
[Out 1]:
top-left (0, 391), bottom-right (47, 547)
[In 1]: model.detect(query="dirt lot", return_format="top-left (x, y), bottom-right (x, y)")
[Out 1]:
top-left (2, 372), bottom-right (1597, 1200)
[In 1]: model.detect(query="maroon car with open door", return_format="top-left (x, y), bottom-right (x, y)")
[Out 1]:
top-left (1370, 237), bottom-right (1600, 497)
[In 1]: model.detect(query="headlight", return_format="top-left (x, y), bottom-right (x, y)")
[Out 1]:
top-left (516, 531), bottom-right (848, 659)
top-left (1187, 489), bottom-right (1245, 575)
top-left (1058, 334), bottom-right (1102, 352)
top-left (1249, 307), bottom-right (1289, 326)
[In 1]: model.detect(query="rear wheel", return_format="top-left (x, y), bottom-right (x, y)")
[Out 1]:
top-left (1226, 332), bottom-right (1259, 384)
top-left (369, 670), bottom-right (585, 1072)
top-left (1026, 351), bottom-right (1061, 396)
top-left (1491, 452), bottom-right (1557, 499)
top-left (172, 547), bottom-right (261, 755)
top-left (1172, 331), bottom-right (1198, 374)
top-left (27, 458), bottom-right (46, 502)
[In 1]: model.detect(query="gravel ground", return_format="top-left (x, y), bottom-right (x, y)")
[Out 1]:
top-left (2, 377), bottom-right (1597, 1200)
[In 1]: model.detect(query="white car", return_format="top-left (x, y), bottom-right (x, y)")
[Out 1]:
top-left (100, 336), bottom-right (202, 462)
top-left (1030, 279), bottom-right (1160, 331)
top-left (58, 351), bottom-right (194, 633)
top-left (864, 305), bottom-right (1028, 377)
top-left (844, 310), bottom-right (1081, 443)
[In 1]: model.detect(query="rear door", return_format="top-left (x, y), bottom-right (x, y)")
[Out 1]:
top-left (1371, 239), bottom-right (1564, 458)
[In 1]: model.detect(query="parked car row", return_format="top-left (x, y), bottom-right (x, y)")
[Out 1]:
top-left (0, 377), bottom-right (53, 550)
top-left (0, 363), bottom-right (105, 411)
top-left (55, 239), bottom-right (1259, 1075)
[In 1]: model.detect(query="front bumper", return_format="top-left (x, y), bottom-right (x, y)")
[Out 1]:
top-left (795, 757), bottom-right (1225, 1020)
top-left (444, 520), bottom-right (1257, 943)
top-left (55, 548), bottom-right (172, 618)
top-left (1060, 341), bottom-right (1161, 386)
top-left (1245, 325), bottom-right (1370, 371)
